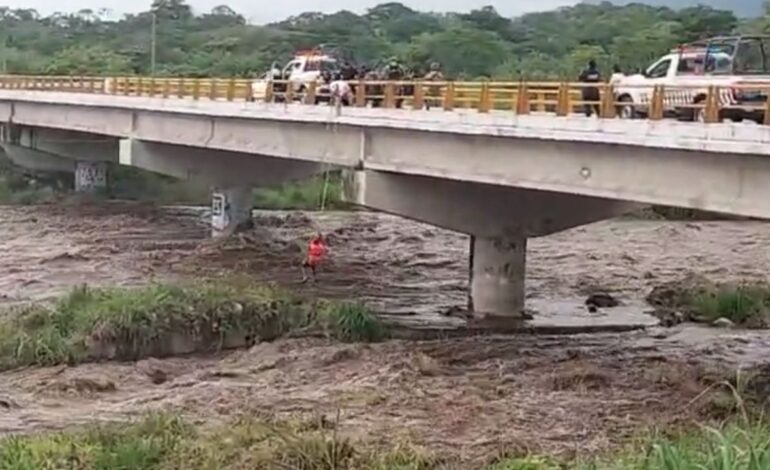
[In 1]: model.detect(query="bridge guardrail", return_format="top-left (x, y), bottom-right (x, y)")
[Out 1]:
top-left (2, 75), bottom-right (770, 125)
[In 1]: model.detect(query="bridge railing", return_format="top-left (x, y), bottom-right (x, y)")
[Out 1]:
top-left (2, 75), bottom-right (770, 125)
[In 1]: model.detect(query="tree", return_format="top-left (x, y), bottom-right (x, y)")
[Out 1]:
top-left (0, 1), bottom-right (753, 80)
top-left (151, 0), bottom-right (192, 21)
top-left (408, 27), bottom-right (508, 77)
top-left (45, 45), bottom-right (133, 74)
top-left (461, 6), bottom-right (512, 39)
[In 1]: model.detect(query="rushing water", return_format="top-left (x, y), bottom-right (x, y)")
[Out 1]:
top-left (1, 202), bottom-right (769, 461)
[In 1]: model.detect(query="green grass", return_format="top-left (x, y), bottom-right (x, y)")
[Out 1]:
top-left (252, 172), bottom-right (348, 211)
top-left (7, 414), bottom-right (770, 469)
top-left (0, 282), bottom-right (386, 370)
top-left (0, 157), bottom-right (350, 210)
top-left (107, 165), bottom-right (210, 205)
top-left (321, 302), bottom-right (388, 343)
top-left (691, 285), bottom-right (770, 327)
top-left (648, 279), bottom-right (770, 328)
top-left (578, 420), bottom-right (770, 470)
top-left (0, 414), bottom-right (438, 470)
top-left (484, 421), bottom-right (770, 470)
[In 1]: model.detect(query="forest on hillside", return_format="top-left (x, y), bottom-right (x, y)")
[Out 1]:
top-left (1, 1), bottom-right (770, 80)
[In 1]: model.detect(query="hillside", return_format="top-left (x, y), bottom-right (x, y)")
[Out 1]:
top-left (584, 0), bottom-right (763, 17)
top-left (0, 0), bottom-right (758, 80)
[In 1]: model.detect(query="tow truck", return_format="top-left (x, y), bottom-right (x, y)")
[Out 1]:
top-left (613, 35), bottom-right (770, 122)
top-left (250, 48), bottom-right (340, 102)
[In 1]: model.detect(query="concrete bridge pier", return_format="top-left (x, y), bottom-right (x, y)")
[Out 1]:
top-left (345, 169), bottom-right (642, 321)
top-left (211, 186), bottom-right (252, 238)
top-left (469, 235), bottom-right (526, 317)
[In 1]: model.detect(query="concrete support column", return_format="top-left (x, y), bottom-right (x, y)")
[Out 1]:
top-left (211, 186), bottom-right (252, 238)
top-left (469, 235), bottom-right (526, 318)
top-left (74, 161), bottom-right (107, 192)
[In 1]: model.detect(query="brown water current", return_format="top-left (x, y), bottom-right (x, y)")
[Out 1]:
top-left (0, 202), bottom-right (769, 464)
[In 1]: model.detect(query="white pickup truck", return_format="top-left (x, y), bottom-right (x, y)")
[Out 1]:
top-left (613, 35), bottom-right (770, 123)
top-left (250, 52), bottom-right (338, 102)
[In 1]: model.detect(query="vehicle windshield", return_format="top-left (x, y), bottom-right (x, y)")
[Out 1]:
top-left (677, 53), bottom-right (732, 75)
top-left (733, 37), bottom-right (770, 74)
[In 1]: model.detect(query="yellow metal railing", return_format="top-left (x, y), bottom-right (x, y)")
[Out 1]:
top-left (2, 75), bottom-right (770, 125)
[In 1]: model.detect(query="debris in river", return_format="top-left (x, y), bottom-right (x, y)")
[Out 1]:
top-left (585, 293), bottom-right (621, 311)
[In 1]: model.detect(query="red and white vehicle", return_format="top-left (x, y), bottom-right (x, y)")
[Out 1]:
top-left (613, 35), bottom-right (770, 122)
top-left (251, 48), bottom-right (339, 101)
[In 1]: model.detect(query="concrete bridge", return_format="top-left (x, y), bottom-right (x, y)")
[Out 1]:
top-left (2, 87), bottom-right (770, 321)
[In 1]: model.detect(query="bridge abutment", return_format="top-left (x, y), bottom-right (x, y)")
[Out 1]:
top-left (469, 235), bottom-right (526, 318)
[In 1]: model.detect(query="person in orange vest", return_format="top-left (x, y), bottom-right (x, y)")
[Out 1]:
top-left (301, 232), bottom-right (327, 283)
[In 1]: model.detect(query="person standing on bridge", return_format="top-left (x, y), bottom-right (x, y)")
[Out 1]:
top-left (301, 232), bottom-right (328, 283)
top-left (579, 59), bottom-right (602, 117)
top-left (423, 62), bottom-right (444, 110)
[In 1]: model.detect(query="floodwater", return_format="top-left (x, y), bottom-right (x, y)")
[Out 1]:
top-left (1, 202), bottom-right (769, 464)
top-left (4, 203), bottom-right (770, 326)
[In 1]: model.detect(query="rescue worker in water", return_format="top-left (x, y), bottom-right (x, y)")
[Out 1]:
top-left (301, 233), bottom-right (327, 283)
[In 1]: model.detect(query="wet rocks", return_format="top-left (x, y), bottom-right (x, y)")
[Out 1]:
top-left (0, 395), bottom-right (19, 410)
top-left (656, 310), bottom-right (687, 327)
top-left (51, 377), bottom-right (117, 394)
top-left (585, 293), bottom-right (620, 312)
top-left (410, 352), bottom-right (443, 377)
top-left (137, 359), bottom-right (174, 385)
top-left (646, 274), bottom-right (714, 310)
top-left (322, 346), bottom-right (361, 366)
top-left (712, 317), bottom-right (735, 329)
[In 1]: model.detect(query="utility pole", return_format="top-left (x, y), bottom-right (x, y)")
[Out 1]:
top-left (150, 12), bottom-right (157, 75)
top-left (1, 35), bottom-right (6, 74)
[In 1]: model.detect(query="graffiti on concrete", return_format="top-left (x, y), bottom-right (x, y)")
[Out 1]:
top-left (211, 192), bottom-right (230, 232)
top-left (75, 162), bottom-right (107, 192)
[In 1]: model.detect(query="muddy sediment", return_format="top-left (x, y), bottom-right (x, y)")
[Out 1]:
top-left (1, 203), bottom-right (770, 463)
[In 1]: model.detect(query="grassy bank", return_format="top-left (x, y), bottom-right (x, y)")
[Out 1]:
top-left (252, 172), bottom-right (348, 211)
top-left (0, 413), bottom-right (437, 470)
top-left (494, 424), bottom-right (770, 469)
top-left (647, 277), bottom-right (770, 328)
top-left (3, 414), bottom-right (769, 469)
top-left (0, 282), bottom-right (386, 370)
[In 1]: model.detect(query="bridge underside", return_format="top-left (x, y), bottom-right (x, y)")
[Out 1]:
top-left (0, 125), bottom-right (326, 236)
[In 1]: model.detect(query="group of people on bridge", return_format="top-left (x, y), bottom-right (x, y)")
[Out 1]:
top-left (323, 58), bottom-right (444, 109)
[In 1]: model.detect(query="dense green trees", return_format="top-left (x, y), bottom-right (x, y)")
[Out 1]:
top-left (0, 1), bottom-right (768, 79)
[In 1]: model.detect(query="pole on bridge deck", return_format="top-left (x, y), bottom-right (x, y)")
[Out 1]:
top-left (516, 82), bottom-right (529, 115)
top-left (765, 88), bottom-right (770, 126)
top-left (600, 84), bottom-right (616, 119)
top-left (150, 12), bottom-right (157, 76)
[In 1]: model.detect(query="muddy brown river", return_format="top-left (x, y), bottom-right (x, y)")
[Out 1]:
top-left (0, 202), bottom-right (769, 465)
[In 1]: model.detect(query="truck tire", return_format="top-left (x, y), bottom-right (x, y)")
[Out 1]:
top-left (616, 95), bottom-right (638, 119)
top-left (678, 95), bottom-right (706, 122)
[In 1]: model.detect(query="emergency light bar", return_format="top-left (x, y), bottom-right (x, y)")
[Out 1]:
top-left (672, 44), bottom-right (726, 54)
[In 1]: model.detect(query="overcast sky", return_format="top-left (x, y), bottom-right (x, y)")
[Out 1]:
top-left (1, 0), bottom-right (579, 24)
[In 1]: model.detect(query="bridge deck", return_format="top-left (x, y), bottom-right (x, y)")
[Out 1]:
top-left (1, 90), bottom-right (770, 157)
